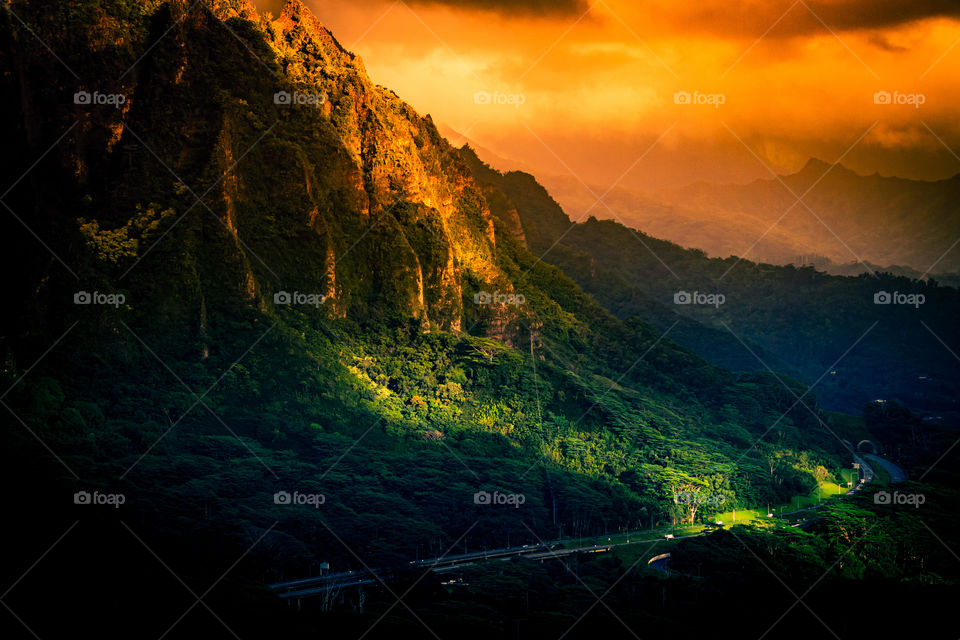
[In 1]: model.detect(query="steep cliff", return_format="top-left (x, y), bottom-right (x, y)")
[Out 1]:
top-left (0, 0), bottom-right (517, 344)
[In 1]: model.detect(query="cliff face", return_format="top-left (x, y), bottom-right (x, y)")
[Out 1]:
top-left (0, 0), bottom-right (510, 343)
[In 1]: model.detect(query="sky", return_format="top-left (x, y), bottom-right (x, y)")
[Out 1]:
top-left (254, 0), bottom-right (960, 190)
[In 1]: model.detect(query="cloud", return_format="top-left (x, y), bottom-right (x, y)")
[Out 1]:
top-left (668, 0), bottom-right (960, 38)
top-left (867, 33), bottom-right (909, 52)
top-left (247, 0), bottom-right (960, 186)
top-left (824, 0), bottom-right (960, 30)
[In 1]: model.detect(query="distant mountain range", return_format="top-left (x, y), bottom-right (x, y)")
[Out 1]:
top-left (536, 158), bottom-right (960, 284)
top-left (459, 146), bottom-right (960, 416)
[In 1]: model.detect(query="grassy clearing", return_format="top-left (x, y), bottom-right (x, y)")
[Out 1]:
top-left (770, 467), bottom-right (859, 514)
top-left (706, 509), bottom-right (764, 526)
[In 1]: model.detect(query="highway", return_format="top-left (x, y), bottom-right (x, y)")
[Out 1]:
top-left (269, 543), bottom-right (561, 599)
top-left (852, 453), bottom-right (875, 489)
top-left (269, 534), bottom-right (698, 599)
top-left (272, 455), bottom-right (898, 599)
top-left (862, 453), bottom-right (907, 483)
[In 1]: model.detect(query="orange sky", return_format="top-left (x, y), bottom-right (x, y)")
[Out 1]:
top-left (256, 0), bottom-right (960, 190)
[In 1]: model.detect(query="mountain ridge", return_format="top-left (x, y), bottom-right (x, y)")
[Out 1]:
top-left (531, 156), bottom-right (960, 278)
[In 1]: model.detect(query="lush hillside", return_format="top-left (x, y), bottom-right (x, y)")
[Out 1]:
top-left (3, 2), bottom-right (960, 639)
top-left (0, 1), bottom-right (870, 636)
top-left (459, 147), bottom-right (960, 417)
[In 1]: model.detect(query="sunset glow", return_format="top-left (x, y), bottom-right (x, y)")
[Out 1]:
top-left (257, 0), bottom-right (960, 188)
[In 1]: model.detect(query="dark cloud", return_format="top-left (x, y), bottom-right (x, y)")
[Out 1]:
top-left (807, 0), bottom-right (960, 31)
top-left (867, 33), bottom-right (908, 52)
top-left (678, 0), bottom-right (960, 38)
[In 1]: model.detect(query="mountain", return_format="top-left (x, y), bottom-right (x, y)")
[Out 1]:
top-left (2, 0), bottom-right (522, 338)
top-left (458, 146), bottom-right (960, 416)
top-left (0, 1), bottom-right (862, 636)
top-left (3, 2), bottom-right (960, 639)
top-left (538, 159), bottom-right (960, 280)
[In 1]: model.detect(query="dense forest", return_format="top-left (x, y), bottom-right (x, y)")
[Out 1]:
top-left (1, 1), bottom-right (958, 638)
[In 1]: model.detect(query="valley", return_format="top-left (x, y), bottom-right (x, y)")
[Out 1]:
top-left (0, 1), bottom-right (958, 639)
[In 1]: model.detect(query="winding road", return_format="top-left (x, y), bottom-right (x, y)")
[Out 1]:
top-left (273, 453), bottom-right (909, 598)
top-left (862, 453), bottom-right (908, 483)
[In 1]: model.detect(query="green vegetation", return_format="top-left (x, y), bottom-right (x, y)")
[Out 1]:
top-left (0, 0), bottom-right (848, 580)
top-left (0, 2), bottom-right (958, 639)
top-left (459, 147), bottom-right (960, 417)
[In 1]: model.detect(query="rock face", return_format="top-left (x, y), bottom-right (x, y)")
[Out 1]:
top-left (0, 0), bottom-right (512, 342)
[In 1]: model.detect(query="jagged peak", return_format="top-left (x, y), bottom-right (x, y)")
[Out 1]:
top-left (790, 157), bottom-right (859, 180)
top-left (272, 0), bottom-right (360, 69)
top-left (276, 0), bottom-right (333, 40)
top-left (279, 0), bottom-right (311, 20)
top-left (800, 157), bottom-right (832, 173)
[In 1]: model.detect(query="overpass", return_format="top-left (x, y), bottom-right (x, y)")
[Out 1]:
top-left (268, 543), bottom-right (556, 599)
